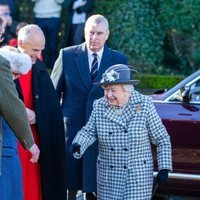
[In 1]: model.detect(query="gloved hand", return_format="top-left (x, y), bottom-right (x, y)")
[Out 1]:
top-left (70, 143), bottom-right (81, 154)
top-left (156, 169), bottom-right (170, 185)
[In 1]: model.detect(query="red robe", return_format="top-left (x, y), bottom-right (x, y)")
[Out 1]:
top-left (18, 70), bottom-right (42, 200)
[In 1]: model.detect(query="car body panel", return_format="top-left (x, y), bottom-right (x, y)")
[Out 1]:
top-left (150, 70), bottom-right (200, 197)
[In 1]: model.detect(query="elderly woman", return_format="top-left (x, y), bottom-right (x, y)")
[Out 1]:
top-left (0, 45), bottom-right (32, 200)
top-left (71, 64), bottom-right (172, 200)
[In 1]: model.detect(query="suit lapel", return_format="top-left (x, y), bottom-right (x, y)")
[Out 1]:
top-left (74, 44), bottom-right (92, 91)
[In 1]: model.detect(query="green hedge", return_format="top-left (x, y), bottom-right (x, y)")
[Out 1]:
top-left (137, 74), bottom-right (185, 90)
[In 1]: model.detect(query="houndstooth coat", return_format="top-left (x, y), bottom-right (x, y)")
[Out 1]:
top-left (73, 90), bottom-right (172, 200)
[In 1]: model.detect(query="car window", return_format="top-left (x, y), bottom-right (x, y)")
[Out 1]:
top-left (190, 79), bottom-right (200, 103)
top-left (169, 77), bottom-right (200, 103)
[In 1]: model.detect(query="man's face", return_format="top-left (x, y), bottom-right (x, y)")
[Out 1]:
top-left (0, 5), bottom-right (11, 26)
top-left (0, 5), bottom-right (10, 17)
top-left (18, 35), bottom-right (45, 64)
top-left (85, 22), bottom-right (109, 52)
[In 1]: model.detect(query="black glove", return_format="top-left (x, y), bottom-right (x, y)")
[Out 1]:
top-left (70, 143), bottom-right (81, 154)
top-left (156, 169), bottom-right (169, 185)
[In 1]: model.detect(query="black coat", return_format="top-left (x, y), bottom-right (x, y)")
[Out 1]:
top-left (15, 60), bottom-right (66, 200)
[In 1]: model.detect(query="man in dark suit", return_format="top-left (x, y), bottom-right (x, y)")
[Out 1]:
top-left (51, 14), bottom-right (128, 200)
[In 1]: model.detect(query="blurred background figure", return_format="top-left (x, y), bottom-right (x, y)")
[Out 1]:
top-left (0, 1), bottom-right (17, 44)
top-left (64, 0), bottom-right (95, 47)
top-left (8, 21), bottom-right (28, 47)
top-left (32, 0), bottom-right (64, 69)
top-left (0, 0), bottom-right (17, 19)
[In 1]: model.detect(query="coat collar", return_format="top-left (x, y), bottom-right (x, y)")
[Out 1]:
top-left (101, 90), bottom-right (144, 127)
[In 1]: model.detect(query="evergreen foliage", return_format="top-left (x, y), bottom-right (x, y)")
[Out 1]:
top-left (95, 0), bottom-right (200, 75)
top-left (16, 0), bottom-right (200, 76)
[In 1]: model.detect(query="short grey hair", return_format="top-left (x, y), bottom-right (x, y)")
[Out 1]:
top-left (122, 84), bottom-right (134, 93)
top-left (85, 14), bottom-right (109, 31)
top-left (17, 24), bottom-right (42, 44)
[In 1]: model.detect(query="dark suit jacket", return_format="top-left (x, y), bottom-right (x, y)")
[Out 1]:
top-left (15, 60), bottom-right (66, 200)
top-left (0, 55), bottom-right (34, 174)
top-left (51, 43), bottom-right (128, 192)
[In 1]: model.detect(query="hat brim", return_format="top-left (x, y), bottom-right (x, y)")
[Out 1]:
top-left (94, 80), bottom-right (140, 86)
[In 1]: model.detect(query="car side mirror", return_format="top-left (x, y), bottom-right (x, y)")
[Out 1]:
top-left (181, 86), bottom-right (191, 103)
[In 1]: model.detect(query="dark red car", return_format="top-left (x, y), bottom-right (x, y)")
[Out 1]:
top-left (151, 70), bottom-right (200, 199)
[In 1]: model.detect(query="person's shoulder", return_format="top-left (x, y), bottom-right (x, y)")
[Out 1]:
top-left (105, 46), bottom-right (126, 56)
top-left (93, 97), bottom-right (107, 108)
top-left (0, 55), bottom-right (11, 71)
top-left (104, 46), bottom-right (127, 61)
top-left (62, 43), bottom-right (83, 54)
top-left (132, 90), bottom-right (152, 104)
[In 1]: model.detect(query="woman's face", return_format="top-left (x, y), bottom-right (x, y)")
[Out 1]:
top-left (104, 84), bottom-right (129, 107)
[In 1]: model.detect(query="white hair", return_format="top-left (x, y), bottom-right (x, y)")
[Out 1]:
top-left (102, 84), bottom-right (134, 93)
top-left (0, 46), bottom-right (32, 74)
top-left (85, 14), bottom-right (109, 31)
top-left (17, 24), bottom-right (43, 44)
top-left (122, 84), bottom-right (134, 93)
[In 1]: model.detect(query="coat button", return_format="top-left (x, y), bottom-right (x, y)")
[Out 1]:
top-left (35, 94), bottom-right (39, 99)
top-left (111, 148), bottom-right (114, 151)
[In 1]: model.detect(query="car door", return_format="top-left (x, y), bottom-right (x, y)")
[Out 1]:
top-left (153, 77), bottom-right (200, 195)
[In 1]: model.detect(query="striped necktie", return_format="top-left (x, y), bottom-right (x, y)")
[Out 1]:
top-left (91, 53), bottom-right (98, 81)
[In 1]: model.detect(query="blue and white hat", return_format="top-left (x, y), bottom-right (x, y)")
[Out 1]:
top-left (94, 64), bottom-right (140, 86)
